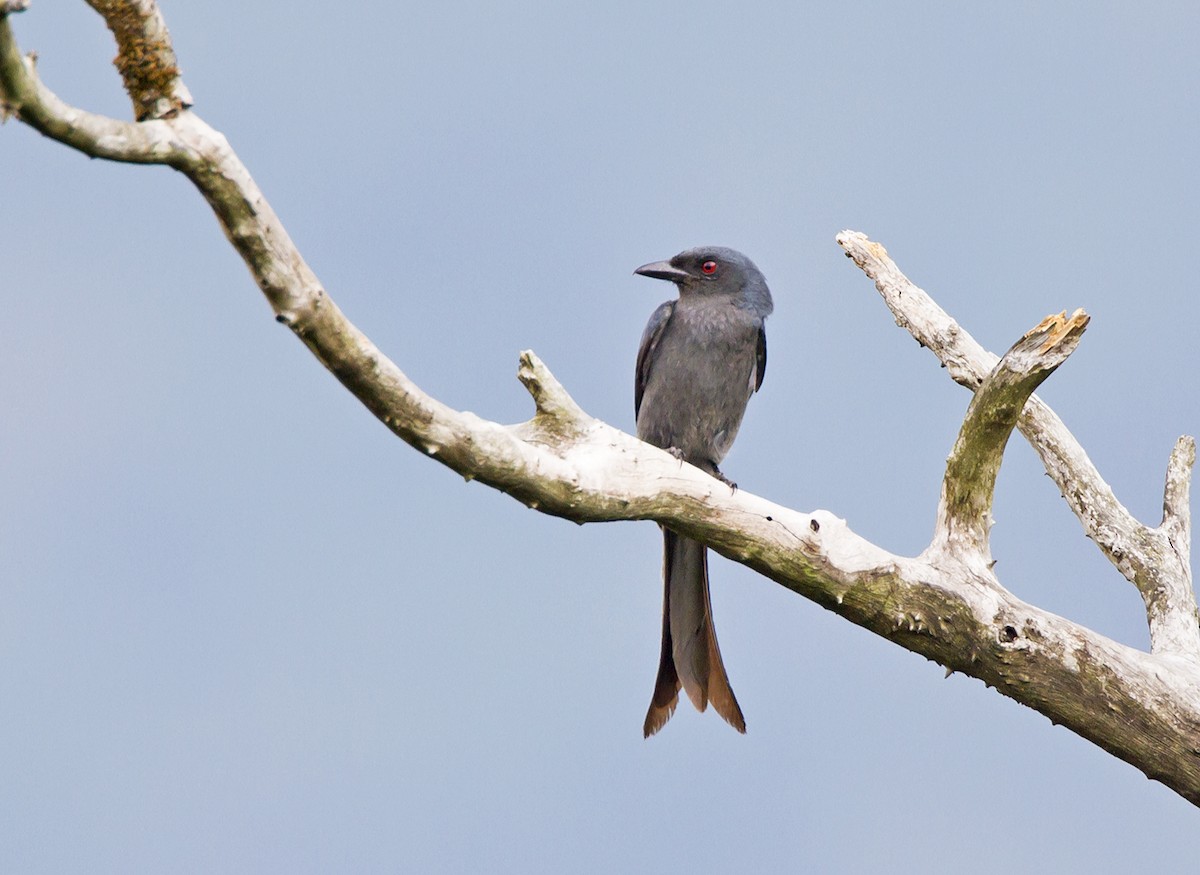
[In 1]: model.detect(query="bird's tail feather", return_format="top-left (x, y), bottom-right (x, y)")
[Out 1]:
top-left (643, 528), bottom-right (745, 736)
top-left (642, 591), bottom-right (680, 737)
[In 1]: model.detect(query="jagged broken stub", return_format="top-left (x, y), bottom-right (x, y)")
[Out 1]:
top-left (516, 350), bottom-right (555, 405)
top-left (516, 349), bottom-right (587, 429)
top-left (1022, 308), bottom-right (1090, 353)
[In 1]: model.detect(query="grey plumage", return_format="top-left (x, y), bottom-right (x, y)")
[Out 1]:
top-left (633, 246), bottom-right (773, 737)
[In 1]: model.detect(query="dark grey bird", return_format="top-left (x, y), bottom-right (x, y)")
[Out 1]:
top-left (633, 246), bottom-right (773, 737)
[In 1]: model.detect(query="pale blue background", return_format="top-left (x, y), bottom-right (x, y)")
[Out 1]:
top-left (4, 2), bottom-right (1199, 871)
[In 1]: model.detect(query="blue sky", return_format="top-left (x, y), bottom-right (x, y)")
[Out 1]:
top-left (4, 2), bottom-right (1199, 871)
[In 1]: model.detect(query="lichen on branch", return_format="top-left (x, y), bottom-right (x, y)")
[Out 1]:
top-left (85, 0), bottom-right (190, 119)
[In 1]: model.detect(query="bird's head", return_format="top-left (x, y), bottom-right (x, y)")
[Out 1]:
top-left (634, 246), bottom-right (773, 316)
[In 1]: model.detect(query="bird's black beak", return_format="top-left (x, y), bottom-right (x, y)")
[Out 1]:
top-left (634, 260), bottom-right (690, 282)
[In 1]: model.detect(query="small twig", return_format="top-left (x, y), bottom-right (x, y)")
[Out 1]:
top-left (516, 350), bottom-right (588, 425)
top-left (0, 1), bottom-right (30, 17)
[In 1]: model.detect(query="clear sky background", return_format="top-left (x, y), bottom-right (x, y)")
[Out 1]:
top-left (4, 2), bottom-right (1199, 872)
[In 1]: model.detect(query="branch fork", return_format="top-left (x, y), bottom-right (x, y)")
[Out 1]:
top-left (838, 230), bottom-right (1198, 661)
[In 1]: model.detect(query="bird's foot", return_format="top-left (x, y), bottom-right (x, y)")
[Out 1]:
top-left (712, 467), bottom-right (738, 493)
top-left (664, 449), bottom-right (738, 493)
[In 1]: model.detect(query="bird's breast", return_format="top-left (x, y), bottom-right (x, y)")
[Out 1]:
top-left (635, 302), bottom-right (762, 465)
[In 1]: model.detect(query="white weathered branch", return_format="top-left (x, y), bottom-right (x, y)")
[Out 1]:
top-left (0, 19), bottom-right (176, 159)
top-left (837, 231), bottom-right (1200, 661)
top-left (1164, 436), bottom-right (1195, 547)
top-left (6, 2), bottom-right (1200, 807)
top-left (1159, 434), bottom-right (1198, 642)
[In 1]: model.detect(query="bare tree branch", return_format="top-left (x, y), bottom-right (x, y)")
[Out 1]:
top-left (837, 231), bottom-right (1200, 661)
top-left (932, 309), bottom-right (1090, 567)
top-left (1159, 434), bottom-right (1198, 641)
top-left (0, 16), bottom-right (178, 160)
top-left (83, 0), bottom-right (191, 120)
top-left (1164, 436), bottom-right (1195, 541)
top-left (5, 2), bottom-right (1200, 807)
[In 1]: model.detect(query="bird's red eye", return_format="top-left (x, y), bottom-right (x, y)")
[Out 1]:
top-left (701, 260), bottom-right (718, 275)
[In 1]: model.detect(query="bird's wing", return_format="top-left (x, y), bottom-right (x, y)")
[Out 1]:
top-left (754, 324), bottom-right (767, 392)
top-left (634, 300), bottom-right (676, 420)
